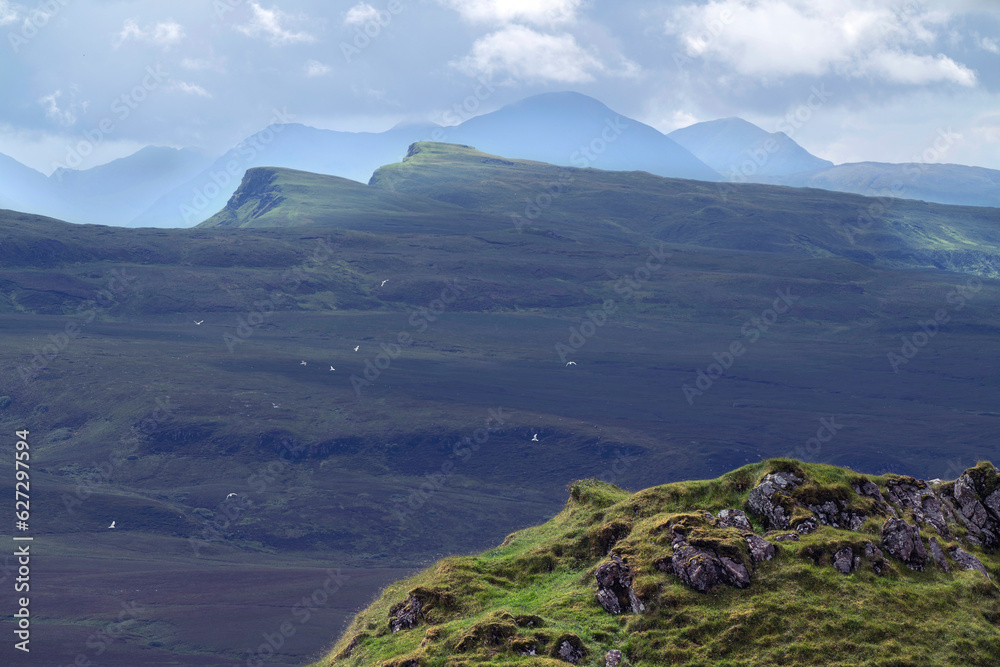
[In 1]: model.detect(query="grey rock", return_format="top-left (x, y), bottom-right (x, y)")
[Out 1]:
top-left (745, 534), bottom-right (776, 563)
top-left (806, 499), bottom-right (867, 531)
top-left (747, 472), bottom-right (801, 530)
top-left (886, 481), bottom-right (948, 535)
top-left (950, 547), bottom-right (991, 579)
top-left (795, 517), bottom-right (819, 534)
top-left (605, 649), bottom-right (623, 667)
top-left (863, 541), bottom-right (888, 575)
top-left (558, 639), bottom-right (585, 664)
top-left (927, 537), bottom-right (951, 573)
top-left (389, 595), bottom-right (423, 633)
top-left (717, 508), bottom-right (753, 532)
top-left (668, 537), bottom-right (751, 593)
top-left (953, 473), bottom-right (1000, 547)
top-left (770, 532), bottom-right (800, 542)
top-left (881, 518), bottom-right (928, 571)
top-left (595, 554), bottom-right (644, 615)
top-left (833, 547), bottom-right (855, 574)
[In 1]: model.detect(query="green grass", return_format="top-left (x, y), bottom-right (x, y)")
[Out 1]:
top-left (312, 460), bottom-right (1000, 667)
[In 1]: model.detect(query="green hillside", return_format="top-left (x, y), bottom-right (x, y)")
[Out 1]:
top-left (313, 459), bottom-right (1000, 667)
top-left (369, 142), bottom-right (1000, 277)
top-left (199, 164), bottom-right (507, 234)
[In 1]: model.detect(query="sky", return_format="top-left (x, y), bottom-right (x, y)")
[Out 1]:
top-left (0, 0), bottom-right (998, 175)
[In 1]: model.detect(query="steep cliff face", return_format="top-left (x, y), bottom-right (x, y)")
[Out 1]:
top-left (311, 460), bottom-right (1000, 667)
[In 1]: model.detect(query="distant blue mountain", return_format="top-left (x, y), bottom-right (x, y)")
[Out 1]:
top-left (444, 91), bottom-right (720, 182)
top-left (0, 152), bottom-right (53, 217)
top-left (668, 117), bottom-right (833, 180)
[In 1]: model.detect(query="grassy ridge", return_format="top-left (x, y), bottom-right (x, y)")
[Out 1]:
top-left (314, 460), bottom-right (1000, 667)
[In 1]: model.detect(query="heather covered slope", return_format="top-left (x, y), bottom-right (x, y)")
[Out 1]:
top-left (314, 460), bottom-right (1000, 667)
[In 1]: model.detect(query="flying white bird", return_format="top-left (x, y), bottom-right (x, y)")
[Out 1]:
top-left (380, 279), bottom-right (389, 287)
top-left (300, 361), bottom-right (307, 366)
top-left (272, 403), bottom-right (280, 408)
top-left (108, 521), bottom-right (116, 529)
top-left (566, 361), bottom-right (577, 366)
top-left (227, 493), bottom-right (237, 500)
top-left (531, 434), bottom-right (539, 442)
top-left (194, 320), bottom-right (203, 325)
top-left (354, 345), bottom-right (360, 352)
top-left (330, 366), bottom-right (336, 371)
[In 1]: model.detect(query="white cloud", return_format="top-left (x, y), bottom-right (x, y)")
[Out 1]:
top-left (115, 18), bottom-right (185, 48)
top-left (167, 81), bottom-right (212, 98)
top-left (305, 60), bottom-right (331, 77)
top-left (181, 57), bottom-right (227, 73)
top-left (666, 0), bottom-right (976, 86)
top-left (977, 35), bottom-right (1000, 54)
top-left (0, 1), bottom-right (18, 26)
top-left (236, 1), bottom-right (316, 45)
top-left (439, 0), bottom-right (581, 26)
top-left (456, 24), bottom-right (617, 83)
top-left (344, 2), bottom-right (380, 26)
top-left (864, 51), bottom-right (976, 87)
top-left (38, 90), bottom-right (86, 127)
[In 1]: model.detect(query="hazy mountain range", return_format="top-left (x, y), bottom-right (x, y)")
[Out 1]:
top-left (3, 92), bottom-right (999, 228)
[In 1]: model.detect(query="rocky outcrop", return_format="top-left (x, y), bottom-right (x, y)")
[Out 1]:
top-left (953, 468), bottom-right (1000, 547)
top-left (661, 528), bottom-right (751, 592)
top-left (928, 537), bottom-right (951, 572)
top-left (747, 472), bottom-right (801, 530)
top-left (389, 596), bottom-right (423, 632)
top-left (717, 508), bottom-right (753, 532)
top-left (832, 547), bottom-right (858, 574)
top-left (595, 554), bottom-right (644, 615)
top-left (745, 534), bottom-right (776, 563)
top-left (804, 500), bottom-right (866, 531)
top-left (552, 635), bottom-right (588, 664)
top-left (950, 547), bottom-right (990, 579)
top-left (886, 479), bottom-right (950, 535)
top-left (605, 649), bottom-right (623, 667)
top-left (863, 542), bottom-right (888, 574)
top-left (881, 519), bottom-right (928, 571)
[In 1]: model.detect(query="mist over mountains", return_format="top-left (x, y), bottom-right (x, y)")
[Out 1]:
top-left (3, 92), bottom-right (999, 229)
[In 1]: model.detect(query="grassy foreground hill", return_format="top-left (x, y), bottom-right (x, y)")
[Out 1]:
top-left (313, 459), bottom-right (1000, 667)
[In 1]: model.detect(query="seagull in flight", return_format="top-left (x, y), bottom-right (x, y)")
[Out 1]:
top-left (354, 345), bottom-right (360, 352)
top-left (300, 361), bottom-right (307, 366)
top-left (566, 361), bottom-right (577, 366)
top-left (272, 403), bottom-right (280, 408)
top-left (531, 434), bottom-right (539, 442)
top-left (330, 366), bottom-right (336, 371)
top-left (108, 521), bottom-right (116, 529)
top-left (227, 493), bottom-right (237, 500)
top-left (194, 320), bottom-right (203, 325)
top-left (380, 279), bottom-right (389, 287)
